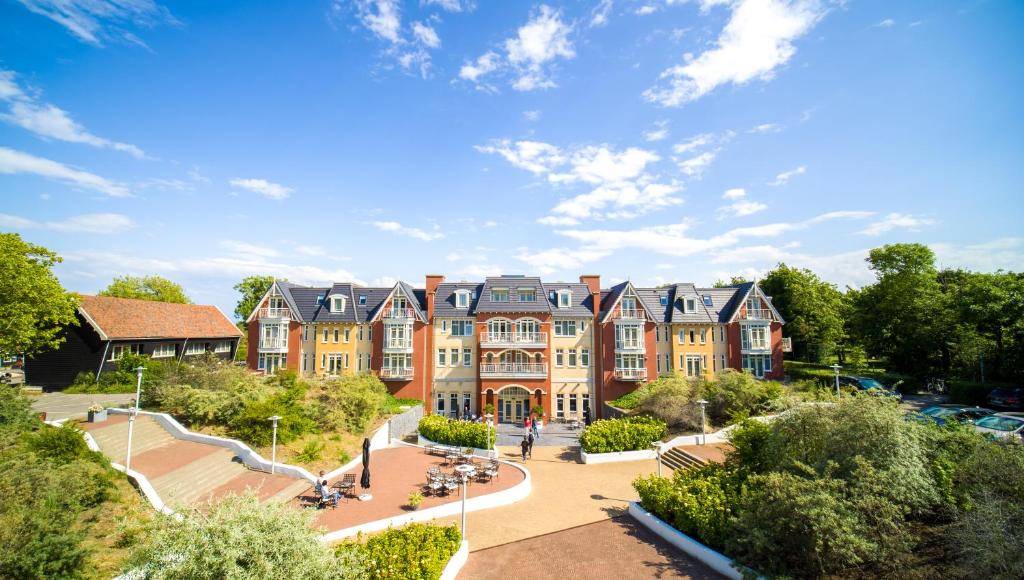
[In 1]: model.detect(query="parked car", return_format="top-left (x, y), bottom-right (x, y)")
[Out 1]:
top-left (838, 375), bottom-right (902, 400)
top-left (913, 405), bottom-right (995, 426)
top-left (973, 414), bottom-right (1024, 443)
top-left (986, 388), bottom-right (1024, 410)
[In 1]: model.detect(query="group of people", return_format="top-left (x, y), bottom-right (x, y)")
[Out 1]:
top-left (519, 416), bottom-right (542, 461)
top-left (314, 470), bottom-right (341, 507)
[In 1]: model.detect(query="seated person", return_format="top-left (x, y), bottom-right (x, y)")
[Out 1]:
top-left (314, 479), bottom-right (341, 506)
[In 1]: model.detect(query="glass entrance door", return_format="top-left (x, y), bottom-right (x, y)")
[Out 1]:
top-left (498, 386), bottom-right (530, 423)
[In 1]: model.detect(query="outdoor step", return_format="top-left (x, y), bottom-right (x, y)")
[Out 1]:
top-left (152, 449), bottom-right (249, 508)
top-left (89, 417), bottom-right (176, 461)
top-left (660, 447), bottom-right (707, 472)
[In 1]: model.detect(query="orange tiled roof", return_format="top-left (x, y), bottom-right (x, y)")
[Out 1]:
top-left (78, 295), bottom-right (242, 340)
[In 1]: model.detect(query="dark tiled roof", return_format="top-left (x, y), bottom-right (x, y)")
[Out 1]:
top-left (541, 282), bottom-right (595, 317)
top-left (78, 295), bottom-right (241, 340)
top-left (668, 283), bottom-right (716, 324)
top-left (475, 276), bottom-right (551, 313)
top-left (434, 283), bottom-right (484, 317)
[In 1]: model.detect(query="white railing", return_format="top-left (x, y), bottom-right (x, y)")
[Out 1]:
top-left (382, 307), bottom-right (416, 319)
top-left (380, 367), bottom-right (414, 380)
top-left (615, 340), bottom-right (644, 351)
top-left (741, 339), bottom-right (770, 351)
top-left (258, 338), bottom-right (288, 350)
top-left (614, 309), bottom-right (644, 320)
top-left (479, 363), bottom-right (547, 376)
top-left (743, 308), bottom-right (771, 320)
top-left (480, 331), bottom-right (547, 346)
top-left (614, 368), bottom-right (647, 381)
top-left (258, 307), bottom-right (291, 319)
top-left (384, 338), bottom-right (413, 350)
top-left (781, 337), bottom-right (792, 352)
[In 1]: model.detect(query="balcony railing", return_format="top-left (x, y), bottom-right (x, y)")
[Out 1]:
top-left (382, 307), bottom-right (416, 319)
top-left (613, 308), bottom-right (644, 320)
top-left (781, 337), bottom-right (792, 352)
top-left (383, 338), bottom-right (413, 351)
top-left (380, 367), bottom-right (414, 380)
top-left (480, 331), bottom-right (547, 347)
top-left (741, 339), bottom-right (770, 351)
top-left (743, 308), bottom-right (772, 320)
top-left (258, 338), bottom-right (288, 351)
top-left (614, 368), bottom-right (647, 381)
top-left (479, 363), bottom-right (547, 377)
top-left (614, 340), bottom-right (644, 351)
top-left (258, 307), bottom-right (290, 319)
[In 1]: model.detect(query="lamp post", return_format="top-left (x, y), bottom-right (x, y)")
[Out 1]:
top-left (650, 442), bottom-right (663, 478)
top-left (454, 463), bottom-right (475, 539)
top-left (832, 363), bottom-right (842, 399)
top-left (485, 413), bottom-right (494, 459)
top-left (268, 415), bottom-right (282, 474)
top-left (696, 399), bottom-right (709, 446)
top-left (124, 366), bottom-right (145, 472)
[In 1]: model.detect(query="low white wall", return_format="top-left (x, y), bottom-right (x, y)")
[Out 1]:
top-left (417, 434), bottom-right (493, 458)
top-left (628, 502), bottom-right (747, 580)
top-left (107, 408), bottom-right (317, 483)
top-left (440, 540), bottom-right (469, 580)
top-left (661, 413), bottom-right (779, 449)
top-left (580, 448), bottom-right (657, 464)
top-left (319, 441), bottom-right (531, 544)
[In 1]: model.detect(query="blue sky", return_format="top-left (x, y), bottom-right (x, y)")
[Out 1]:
top-left (1, 0), bottom-right (1022, 318)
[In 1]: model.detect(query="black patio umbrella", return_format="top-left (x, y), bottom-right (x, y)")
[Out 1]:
top-left (360, 437), bottom-right (371, 490)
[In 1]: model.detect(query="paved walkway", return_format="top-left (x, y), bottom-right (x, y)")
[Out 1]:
top-left (460, 517), bottom-right (720, 579)
top-left (81, 415), bottom-right (308, 509)
top-left (495, 421), bottom-right (582, 447)
top-left (31, 392), bottom-right (134, 421)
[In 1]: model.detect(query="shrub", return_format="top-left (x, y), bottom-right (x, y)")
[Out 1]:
top-left (948, 380), bottom-right (1005, 406)
top-left (417, 415), bottom-right (495, 449)
top-left (23, 423), bottom-right (108, 466)
top-left (0, 386), bottom-right (38, 431)
top-left (128, 492), bottom-right (364, 579)
top-left (294, 439), bottom-right (324, 464)
top-left (634, 463), bottom-right (738, 549)
top-left (344, 523), bottom-right (461, 580)
top-left (636, 375), bottom-right (702, 430)
top-left (579, 415), bottom-right (667, 453)
top-left (382, 394), bottom-right (422, 414)
top-left (229, 395), bottom-right (314, 447)
top-left (703, 370), bottom-right (782, 424)
top-left (314, 374), bottom-right (388, 433)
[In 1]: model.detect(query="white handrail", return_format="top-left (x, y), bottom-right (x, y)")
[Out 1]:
top-left (480, 363), bottom-right (547, 375)
top-left (480, 331), bottom-right (547, 345)
top-left (614, 368), bottom-right (647, 380)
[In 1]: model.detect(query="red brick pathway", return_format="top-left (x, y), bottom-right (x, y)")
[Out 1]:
top-left (459, 516), bottom-right (722, 579)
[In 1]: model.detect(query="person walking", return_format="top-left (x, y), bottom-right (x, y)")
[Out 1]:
top-left (531, 416), bottom-right (540, 440)
top-left (527, 431), bottom-right (535, 459)
top-left (524, 416), bottom-right (531, 431)
top-left (520, 436), bottom-right (529, 462)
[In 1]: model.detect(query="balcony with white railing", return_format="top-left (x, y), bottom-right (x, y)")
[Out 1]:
top-left (781, 337), bottom-right (792, 352)
top-left (742, 308), bottom-right (772, 321)
top-left (479, 363), bottom-right (547, 378)
top-left (258, 307), bottom-right (291, 320)
top-left (614, 339), bottom-right (644, 352)
top-left (258, 337), bottom-right (288, 352)
top-left (380, 367), bottom-right (414, 380)
top-left (382, 307), bottom-right (416, 320)
top-left (614, 367), bottom-right (647, 381)
top-left (613, 308), bottom-right (645, 321)
top-left (480, 331), bottom-right (547, 348)
top-left (383, 338), bottom-right (414, 352)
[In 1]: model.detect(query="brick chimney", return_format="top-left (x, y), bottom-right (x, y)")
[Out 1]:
top-left (425, 275), bottom-right (445, 319)
top-left (580, 274), bottom-right (603, 418)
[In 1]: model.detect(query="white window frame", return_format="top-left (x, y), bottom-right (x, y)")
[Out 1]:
top-left (557, 290), bottom-right (571, 308)
top-left (581, 348), bottom-right (590, 368)
top-left (333, 328), bottom-right (340, 343)
top-left (344, 328), bottom-right (351, 343)
top-left (455, 290), bottom-right (469, 308)
top-left (555, 349), bottom-right (564, 367)
top-left (322, 329), bottom-right (328, 343)
top-left (185, 343), bottom-right (206, 356)
top-left (152, 343), bottom-right (175, 358)
top-left (518, 288), bottom-right (536, 302)
top-left (491, 288), bottom-right (509, 302)
top-left (214, 341), bottom-right (231, 353)
top-left (685, 298), bottom-right (697, 313)
top-left (568, 349), bottom-right (577, 368)
top-left (463, 348), bottom-right (472, 367)
top-left (437, 349), bottom-right (446, 367)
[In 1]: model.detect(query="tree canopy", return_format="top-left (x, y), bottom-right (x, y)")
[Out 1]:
top-left (232, 275), bottom-right (278, 323)
top-left (0, 233), bottom-right (79, 357)
top-left (759, 264), bottom-right (846, 363)
top-left (99, 275), bottom-right (190, 304)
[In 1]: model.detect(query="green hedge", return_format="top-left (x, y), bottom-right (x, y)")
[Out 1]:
top-left (418, 415), bottom-right (495, 449)
top-left (579, 415), bottom-right (667, 454)
top-left (947, 380), bottom-right (1014, 406)
top-left (634, 463), bottom-right (738, 550)
top-left (784, 361), bottom-right (916, 393)
top-left (343, 523), bottom-right (461, 580)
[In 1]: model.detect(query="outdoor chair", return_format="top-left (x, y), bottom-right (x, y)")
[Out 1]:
top-left (337, 474), bottom-right (356, 501)
top-left (315, 484), bottom-right (339, 510)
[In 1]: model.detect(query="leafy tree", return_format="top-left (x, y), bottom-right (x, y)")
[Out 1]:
top-left (759, 263), bottom-right (846, 362)
top-left (126, 492), bottom-right (364, 579)
top-left (0, 233), bottom-right (79, 357)
top-left (712, 276), bottom-right (750, 288)
top-left (314, 373), bottom-right (389, 433)
top-left (99, 275), bottom-right (190, 304)
top-left (233, 275), bottom-right (279, 326)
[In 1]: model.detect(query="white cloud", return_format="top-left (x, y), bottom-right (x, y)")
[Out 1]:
top-left (931, 238), bottom-right (1024, 274)
top-left (874, 18), bottom-right (895, 28)
top-left (722, 187), bottom-right (747, 200)
top-left (717, 199), bottom-right (767, 219)
top-left (678, 151), bottom-right (716, 177)
top-left (672, 133), bottom-right (715, 154)
top-left (550, 181), bottom-right (683, 222)
top-left (636, 5), bottom-right (659, 16)
top-left (355, 0), bottom-right (401, 43)
top-left (513, 247), bottom-right (610, 274)
top-left (13, 0), bottom-right (177, 46)
top-left (768, 164), bottom-right (806, 186)
top-left (505, 5), bottom-right (575, 91)
top-left (0, 69), bottom-right (147, 159)
top-left (590, 0), bottom-right (613, 27)
top-left (550, 146), bottom-right (660, 185)
top-left (644, 0), bottom-right (827, 107)
top-left (748, 122), bottom-right (782, 134)
top-left (859, 213), bottom-right (936, 236)
top-left (0, 212), bottom-right (135, 234)
top-left (229, 178), bottom-right (294, 200)
top-left (459, 51), bottom-right (501, 84)
top-left (522, 110), bottom-right (541, 121)
top-left (0, 147), bottom-right (131, 197)
top-left (643, 121), bottom-right (670, 142)
top-left (537, 215), bottom-right (580, 226)
top-left (372, 220), bottom-right (444, 241)
top-left (474, 139), bottom-right (565, 174)
top-left (423, 0), bottom-right (468, 12)
top-left (294, 244), bottom-right (327, 257)
top-left (411, 21), bottom-right (440, 48)
top-left (219, 240), bottom-right (281, 258)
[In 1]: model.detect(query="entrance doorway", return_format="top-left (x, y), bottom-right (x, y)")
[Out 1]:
top-left (497, 386), bottom-right (530, 424)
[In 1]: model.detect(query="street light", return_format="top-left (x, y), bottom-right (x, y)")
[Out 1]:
top-left (832, 363), bottom-right (842, 399)
top-left (696, 399), bottom-right (709, 446)
top-left (268, 415), bottom-right (282, 474)
top-left (484, 413), bottom-right (494, 459)
top-left (650, 442), bottom-right (663, 477)
top-left (454, 463), bottom-right (475, 539)
top-left (124, 366), bottom-right (145, 472)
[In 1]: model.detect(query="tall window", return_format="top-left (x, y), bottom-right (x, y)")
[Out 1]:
top-left (700, 329), bottom-right (706, 344)
top-left (455, 291), bottom-right (469, 308)
top-left (557, 290), bottom-right (571, 307)
top-left (555, 349), bottom-right (564, 367)
top-left (580, 348), bottom-right (590, 368)
top-left (616, 325), bottom-right (641, 349)
top-left (322, 329), bottom-right (328, 343)
top-left (621, 296), bottom-right (637, 316)
top-left (344, 328), bottom-right (351, 343)
top-left (463, 348), bottom-right (472, 366)
top-left (686, 354), bottom-right (702, 377)
top-left (689, 329), bottom-right (696, 345)
top-left (568, 350), bottom-right (577, 367)
top-left (333, 328), bottom-right (340, 343)
top-left (437, 349), bottom-right (446, 367)
top-left (449, 348), bottom-right (458, 366)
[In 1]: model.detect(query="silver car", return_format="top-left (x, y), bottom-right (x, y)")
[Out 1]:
top-left (973, 414), bottom-right (1024, 443)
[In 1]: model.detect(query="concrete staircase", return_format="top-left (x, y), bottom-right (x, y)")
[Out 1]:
top-left (87, 416), bottom-right (177, 461)
top-left (659, 446), bottom-right (706, 472)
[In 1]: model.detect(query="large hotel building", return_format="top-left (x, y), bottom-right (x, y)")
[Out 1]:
top-left (246, 275), bottom-right (788, 422)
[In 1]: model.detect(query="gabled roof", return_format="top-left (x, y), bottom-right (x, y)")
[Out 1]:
top-left (724, 282), bottom-right (785, 324)
top-left (668, 283), bottom-right (716, 324)
top-left (599, 281), bottom-right (657, 323)
top-left (434, 283), bottom-right (484, 317)
top-left (78, 295), bottom-right (241, 340)
top-left (475, 276), bottom-right (551, 314)
top-left (541, 282), bottom-right (595, 317)
top-left (367, 281), bottom-right (428, 323)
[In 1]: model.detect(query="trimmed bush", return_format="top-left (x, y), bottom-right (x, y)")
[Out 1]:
top-left (343, 523), bottom-right (461, 580)
top-left (634, 463), bottom-right (738, 549)
top-left (417, 415), bottom-right (495, 449)
top-left (579, 415), bottom-right (667, 453)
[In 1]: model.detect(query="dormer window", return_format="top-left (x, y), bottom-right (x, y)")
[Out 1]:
top-left (316, 293), bottom-right (326, 305)
top-left (455, 290), bottom-right (470, 308)
top-left (621, 296), bottom-right (636, 314)
top-left (358, 295), bottom-right (367, 305)
top-left (330, 295), bottom-right (347, 313)
top-left (685, 298), bottom-right (697, 313)
top-left (518, 288), bottom-right (536, 302)
top-left (660, 295), bottom-right (668, 306)
top-left (702, 295), bottom-right (713, 307)
top-left (491, 288), bottom-right (509, 302)
top-left (557, 290), bottom-right (571, 308)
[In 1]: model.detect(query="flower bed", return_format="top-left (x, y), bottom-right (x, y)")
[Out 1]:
top-left (578, 415), bottom-right (667, 453)
top-left (340, 523), bottom-right (462, 580)
top-left (417, 415), bottom-right (495, 450)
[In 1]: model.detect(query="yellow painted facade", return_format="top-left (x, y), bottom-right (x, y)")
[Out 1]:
top-left (670, 324), bottom-right (717, 379)
top-left (311, 322), bottom-right (359, 376)
top-left (655, 323), bottom-right (673, 377)
top-left (551, 316), bottom-right (594, 421)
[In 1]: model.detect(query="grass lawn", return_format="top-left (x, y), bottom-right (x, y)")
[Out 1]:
top-left (78, 474), bottom-right (155, 579)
